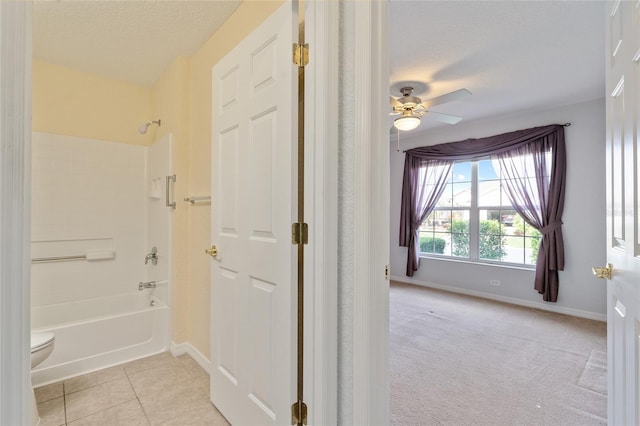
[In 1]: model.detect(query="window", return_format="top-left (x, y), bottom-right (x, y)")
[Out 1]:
top-left (418, 159), bottom-right (541, 266)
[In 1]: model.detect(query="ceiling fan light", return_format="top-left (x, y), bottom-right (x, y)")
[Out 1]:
top-left (394, 115), bottom-right (421, 131)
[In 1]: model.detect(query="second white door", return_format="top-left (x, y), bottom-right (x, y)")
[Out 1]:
top-left (210, 3), bottom-right (296, 425)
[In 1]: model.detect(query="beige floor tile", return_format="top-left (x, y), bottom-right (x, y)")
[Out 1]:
top-left (67, 399), bottom-right (150, 426)
top-left (128, 363), bottom-right (195, 398)
top-left (35, 381), bottom-right (64, 403)
top-left (65, 376), bottom-right (136, 422)
top-left (137, 379), bottom-right (211, 425)
top-left (177, 354), bottom-right (208, 377)
top-left (157, 399), bottom-right (230, 426)
top-left (37, 396), bottom-right (66, 426)
top-left (64, 365), bottom-right (127, 394)
top-left (124, 352), bottom-right (178, 376)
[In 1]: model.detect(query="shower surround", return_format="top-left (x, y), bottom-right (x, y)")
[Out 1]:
top-left (31, 132), bottom-right (172, 385)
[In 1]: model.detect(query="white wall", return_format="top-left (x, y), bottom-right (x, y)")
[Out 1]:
top-left (145, 133), bottom-right (172, 306)
top-left (390, 98), bottom-right (607, 319)
top-left (31, 132), bottom-right (146, 307)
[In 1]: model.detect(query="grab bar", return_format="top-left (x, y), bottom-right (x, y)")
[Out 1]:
top-left (31, 255), bottom-right (85, 263)
top-left (31, 250), bottom-right (115, 263)
top-left (166, 174), bottom-right (176, 210)
top-left (184, 196), bottom-right (211, 204)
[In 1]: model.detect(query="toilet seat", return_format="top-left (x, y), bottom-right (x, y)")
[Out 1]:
top-left (31, 332), bottom-right (54, 353)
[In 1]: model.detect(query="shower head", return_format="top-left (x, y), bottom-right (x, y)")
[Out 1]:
top-left (138, 119), bottom-right (161, 134)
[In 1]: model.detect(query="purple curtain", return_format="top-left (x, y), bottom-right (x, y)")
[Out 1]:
top-left (399, 157), bottom-right (452, 276)
top-left (399, 124), bottom-right (566, 302)
top-left (492, 131), bottom-right (566, 302)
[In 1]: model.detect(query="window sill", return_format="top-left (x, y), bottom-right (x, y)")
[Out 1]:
top-left (419, 254), bottom-right (536, 272)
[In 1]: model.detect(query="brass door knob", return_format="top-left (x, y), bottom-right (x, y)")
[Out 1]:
top-left (592, 263), bottom-right (612, 280)
top-left (205, 245), bottom-right (218, 257)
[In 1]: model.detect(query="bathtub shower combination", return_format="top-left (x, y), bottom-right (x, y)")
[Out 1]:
top-left (31, 292), bottom-right (170, 386)
top-left (30, 131), bottom-right (173, 387)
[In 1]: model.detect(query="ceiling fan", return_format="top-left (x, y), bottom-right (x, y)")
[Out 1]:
top-left (390, 86), bottom-right (472, 131)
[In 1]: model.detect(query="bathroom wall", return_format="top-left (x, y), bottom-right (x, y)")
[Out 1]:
top-left (185, 0), bottom-right (283, 359)
top-left (145, 0), bottom-right (283, 358)
top-left (32, 62), bottom-right (173, 310)
top-left (31, 132), bottom-right (147, 306)
top-left (32, 60), bottom-right (153, 146)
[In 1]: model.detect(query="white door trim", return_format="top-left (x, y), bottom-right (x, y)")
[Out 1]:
top-left (0, 2), bottom-right (32, 425)
top-left (305, 0), bottom-right (339, 424)
top-left (352, 0), bottom-right (390, 424)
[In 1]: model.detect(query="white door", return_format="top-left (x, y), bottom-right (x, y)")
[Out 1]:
top-left (605, 1), bottom-right (640, 424)
top-left (210, 3), bottom-right (295, 425)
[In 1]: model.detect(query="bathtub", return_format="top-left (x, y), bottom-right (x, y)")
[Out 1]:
top-left (31, 292), bottom-right (170, 387)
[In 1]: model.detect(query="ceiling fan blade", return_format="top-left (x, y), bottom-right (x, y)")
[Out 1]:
top-left (426, 111), bottom-right (463, 125)
top-left (421, 88), bottom-right (471, 109)
top-left (390, 96), bottom-right (402, 108)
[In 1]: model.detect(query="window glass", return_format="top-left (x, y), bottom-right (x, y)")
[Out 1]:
top-left (452, 182), bottom-right (471, 207)
top-left (419, 159), bottom-right (539, 267)
top-left (436, 183), bottom-right (453, 208)
top-left (478, 181), bottom-right (500, 207)
top-left (452, 162), bottom-right (471, 182)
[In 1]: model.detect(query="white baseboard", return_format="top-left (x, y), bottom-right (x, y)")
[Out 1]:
top-left (391, 275), bottom-right (607, 322)
top-left (170, 341), bottom-right (211, 374)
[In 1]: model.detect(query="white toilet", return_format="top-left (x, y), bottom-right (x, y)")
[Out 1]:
top-left (30, 332), bottom-right (55, 426)
top-left (31, 332), bottom-right (54, 368)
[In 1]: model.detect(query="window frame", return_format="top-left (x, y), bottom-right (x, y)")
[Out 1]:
top-left (419, 159), bottom-right (536, 269)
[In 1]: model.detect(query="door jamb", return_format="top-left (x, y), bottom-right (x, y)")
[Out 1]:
top-left (0, 2), bottom-right (33, 425)
top-left (305, 1), bottom-right (339, 424)
top-left (352, 0), bottom-right (390, 424)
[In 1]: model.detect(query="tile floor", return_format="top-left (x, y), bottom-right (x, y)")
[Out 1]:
top-left (34, 352), bottom-right (230, 426)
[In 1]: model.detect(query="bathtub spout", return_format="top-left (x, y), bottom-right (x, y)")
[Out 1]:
top-left (138, 281), bottom-right (156, 290)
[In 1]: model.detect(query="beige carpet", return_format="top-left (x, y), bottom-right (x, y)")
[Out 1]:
top-left (390, 281), bottom-right (607, 426)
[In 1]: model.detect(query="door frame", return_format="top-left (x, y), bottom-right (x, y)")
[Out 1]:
top-left (305, 1), bottom-right (339, 424)
top-left (351, 1), bottom-right (390, 424)
top-left (306, 0), bottom-right (389, 423)
top-left (0, 2), bottom-right (33, 425)
top-left (0, 0), bottom-right (391, 424)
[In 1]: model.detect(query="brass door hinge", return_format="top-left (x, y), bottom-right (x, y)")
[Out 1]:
top-left (291, 400), bottom-right (308, 425)
top-left (293, 43), bottom-right (309, 67)
top-left (385, 265), bottom-right (390, 280)
top-left (292, 222), bottom-right (309, 245)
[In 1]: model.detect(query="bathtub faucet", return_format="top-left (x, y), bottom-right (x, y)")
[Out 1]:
top-left (138, 281), bottom-right (157, 290)
top-left (145, 247), bottom-right (158, 265)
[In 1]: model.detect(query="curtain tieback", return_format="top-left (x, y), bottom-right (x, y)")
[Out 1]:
top-left (540, 220), bottom-right (563, 235)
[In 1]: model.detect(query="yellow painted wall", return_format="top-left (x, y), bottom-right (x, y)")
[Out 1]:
top-left (32, 60), bottom-right (153, 145)
top-left (184, 0), bottom-right (284, 358)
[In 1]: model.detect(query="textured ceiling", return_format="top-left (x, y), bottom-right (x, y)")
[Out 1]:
top-left (390, 0), bottom-right (605, 132)
top-left (33, 0), bottom-right (242, 87)
top-left (33, 1), bottom-right (605, 129)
